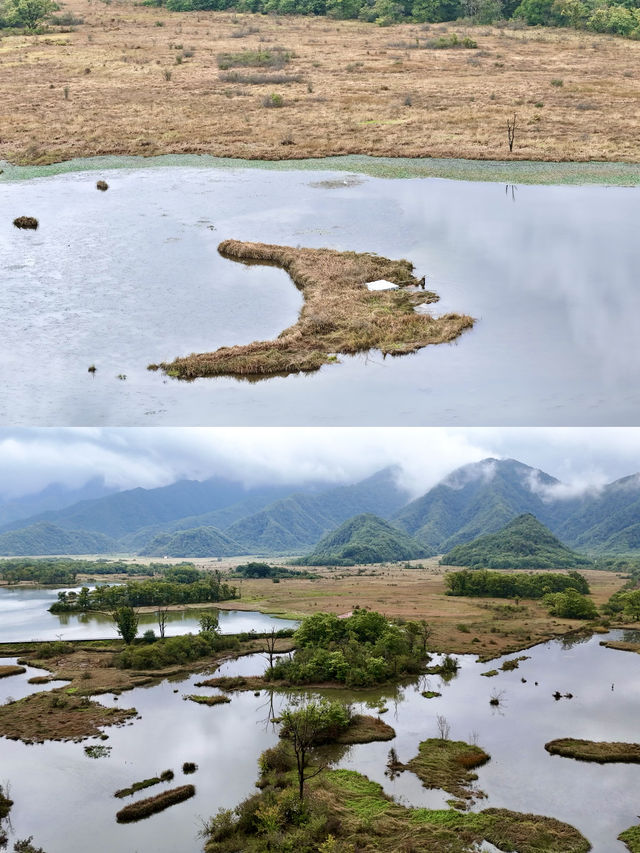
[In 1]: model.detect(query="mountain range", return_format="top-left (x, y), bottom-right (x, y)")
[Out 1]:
top-left (0, 458), bottom-right (638, 558)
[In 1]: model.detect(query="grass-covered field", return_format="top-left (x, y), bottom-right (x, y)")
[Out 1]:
top-left (1, 5), bottom-right (640, 169)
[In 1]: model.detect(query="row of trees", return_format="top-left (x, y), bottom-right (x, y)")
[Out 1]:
top-left (266, 609), bottom-right (431, 687)
top-left (152, 0), bottom-right (640, 38)
top-left (0, 558), bottom-right (183, 585)
top-left (445, 569), bottom-right (590, 599)
top-left (49, 570), bottom-right (238, 612)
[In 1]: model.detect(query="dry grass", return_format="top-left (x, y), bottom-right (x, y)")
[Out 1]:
top-left (0, 664), bottom-right (26, 678)
top-left (545, 738), bottom-right (640, 763)
top-left (0, 689), bottom-right (136, 743)
top-left (151, 239), bottom-right (473, 379)
top-left (115, 784), bottom-right (195, 822)
top-left (214, 561), bottom-right (626, 658)
top-left (336, 714), bottom-right (396, 743)
top-left (1, 7), bottom-right (640, 166)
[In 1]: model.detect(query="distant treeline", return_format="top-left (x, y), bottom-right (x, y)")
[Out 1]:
top-left (445, 569), bottom-right (590, 599)
top-left (49, 570), bottom-right (238, 612)
top-left (0, 558), bottom-right (190, 586)
top-left (145, 0), bottom-right (640, 40)
top-left (231, 561), bottom-right (314, 579)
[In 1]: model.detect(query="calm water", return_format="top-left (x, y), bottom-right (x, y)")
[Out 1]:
top-left (1, 167), bottom-right (638, 425)
top-left (1, 633), bottom-right (639, 852)
top-left (0, 586), bottom-right (298, 642)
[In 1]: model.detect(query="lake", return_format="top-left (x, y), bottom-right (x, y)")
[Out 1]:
top-left (1, 164), bottom-right (638, 425)
top-left (1, 631), bottom-right (640, 852)
top-left (0, 585), bottom-right (299, 642)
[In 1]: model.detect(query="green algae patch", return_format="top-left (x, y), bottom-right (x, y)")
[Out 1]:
top-left (150, 239), bottom-right (473, 381)
top-left (545, 738), bottom-right (640, 763)
top-left (2, 154), bottom-right (640, 187)
top-left (405, 738), bottom-right (490, 804)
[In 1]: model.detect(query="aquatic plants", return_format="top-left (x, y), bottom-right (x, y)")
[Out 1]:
top-left (545, 738), bottom-right (640, 763)
top-left (115, 784), bottom-right (195, 822)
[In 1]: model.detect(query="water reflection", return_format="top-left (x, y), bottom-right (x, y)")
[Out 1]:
top-left (0, 168), bottom-right (638, 424)
top-left (0, 586), bottom-right (298, 642)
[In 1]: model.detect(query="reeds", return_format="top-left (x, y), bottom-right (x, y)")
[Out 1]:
top-left (115, 784), bottom-right (195, 822)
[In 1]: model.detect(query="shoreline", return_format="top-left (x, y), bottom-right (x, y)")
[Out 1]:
top-left (2, 153), bottom-right (640, 186)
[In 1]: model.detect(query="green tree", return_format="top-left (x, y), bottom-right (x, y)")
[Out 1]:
top-left (5, 0), bottom-right (57, 28)
top-left (113, 606), bottom-right (139, 644)
top-left (199, 611), bottom-right (219, 634)
top-left (280, 700), bottom-right (351, 800)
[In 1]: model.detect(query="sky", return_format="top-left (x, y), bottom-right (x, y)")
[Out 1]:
top-left (0, 428), bottom-right (639, 501)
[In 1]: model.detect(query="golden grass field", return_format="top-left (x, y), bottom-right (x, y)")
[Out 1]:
top-left (1, 2), bottom-right (640, 165)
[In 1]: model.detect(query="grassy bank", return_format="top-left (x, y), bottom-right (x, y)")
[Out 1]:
top-left (545, 738), bottom-right (640, 763)
top-left (620, 824), bottom-right (640, 852)
top-left (150, 239), bottom-right (473, 380)
top-left (204, 764), bottom-right (590, 852)
top-left (1, 3), bottom-right (640, 171)
top-left (0, 665), bottom-right (26, 678)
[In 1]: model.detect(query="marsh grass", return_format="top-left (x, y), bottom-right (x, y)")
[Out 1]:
top-left (114, 770), bottom-right (174, 798)
top-left (185, 693), bottom-right (231, 706)
top-left (217, 48), bottom-right (293, 70)
top-left (115, 784), bottom-right (195, 822)
top-left (0, 665), bottom-right (26, 678)
top-left (13, 216), bottom-right (38, 230)
top-left (405, 738), bottom-right (490, 802)
top-left (152, 239), bottom-right (473, 380)
top-left (619, 824), bottom-right (640, 852)
top-left (545, 738), bottom-right (640, 763)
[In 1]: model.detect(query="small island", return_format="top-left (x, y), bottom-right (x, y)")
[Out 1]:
top-left (149, 240), bottom-right (473, 380)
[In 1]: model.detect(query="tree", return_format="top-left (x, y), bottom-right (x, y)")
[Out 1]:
top-left (280, 701), bottom-right (351, 800)
top-left (199, 611), bottom-right (219, 634)
top-left (5, 0), bottom-right (57, 29)
top-left (157, 607), bottom-right (169, 639)
top-left (260, 627), bottom-right (279, 671)
top-left (113, 606), bottom-right (139, 644)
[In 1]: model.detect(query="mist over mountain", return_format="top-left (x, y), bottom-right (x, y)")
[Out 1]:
top-left (0, 458), bottom-right (637, 558)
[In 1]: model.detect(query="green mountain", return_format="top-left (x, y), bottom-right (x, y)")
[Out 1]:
top-left (394, 458), bottom-right (580, 552)
top-left (440, 514), bottom-right (593, 570)
top-left (556, 474), bottom-right (640, 553)
top-left (0, 522), bottom-right (118, 556)
top-left (226, 467), bottom-right (410, 553)
top-left (139, 526), bottom-right (248, 558)
top-left (298, 513), bottom-right (432, 566)
top-left (0, 479), bottom-right (295, 540)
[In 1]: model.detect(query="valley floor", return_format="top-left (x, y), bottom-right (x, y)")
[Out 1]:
top-left (1, 6), bottom-right (640, 167)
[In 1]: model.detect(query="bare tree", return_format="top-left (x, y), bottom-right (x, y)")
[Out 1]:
top-left (436, 714), bottom-right (451, 741)
top-left (259, 627), bottom-right (279, 672)
top-left (156, 608), bottom-right (169, 639)
top-left (507, 113), bottom-right (517, 152)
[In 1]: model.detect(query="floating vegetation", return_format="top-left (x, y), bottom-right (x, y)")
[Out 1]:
top-left (182, 762), bottom-right (197, 774)
top-left (405, 738), bottom-right (490, 804)
top-left (545, 739), bottom-right (640, 763)
top-left (185, 694), bottom-right (230, 706)
top-left (13, 216), bottom-right (38, 230)
top-left (96, 180), bottom-right (109, 191)
top-left (150, 240), bottom-right (473, 380)
top-left (85, 744), bottom-right (112, 759)
top-left (481, 669), bottom-right (499, 677)
top-left (619, 822), bottom-right (640, 852)
top-left (0, 665), bottom-right (26, 679)
top-left (501, 655), bottom-right (530, 671)
top-left (114, 769), bottom-right (174, 798)
top-left (88, 365), bottom-right (96, 374)
top-left (115, 784), bottom-right (195, 822)
top-left (421, 690), bottom-right (442, 698)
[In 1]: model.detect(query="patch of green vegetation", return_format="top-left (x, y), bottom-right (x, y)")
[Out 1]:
top-left (85, 745), bottom-right (112, 758)
top-left (619, 823), bottom-right (640, 852)
top-left (50, 569), bottom-right (237, 613)
top-left (445, 567), bottom-right (590, 599)
top-left (545, 738), bottom-right (640, 763)
top-left (0, 557), bottom-right (175, 584)
top-left (481, 669), bottom-right (499, 677)
top-left (442, 514), bottom-right (593, 571)
top-left (267, 609), bottom-right (431, 688)
top-left (421, 690), bottom-right (442, 697)
top-left (185, 694), bottom-right (231, 706)
top-left (501, 655), bottom-right (529, 671)
top-left (117, 631), bottom-right (240, 670)
top-left (405, 738), bottom-right (490, 802)
top-left (231, 562), bottom-right (314, 580)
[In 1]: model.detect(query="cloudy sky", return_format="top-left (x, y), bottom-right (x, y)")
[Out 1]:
top-left (0, 428), bottom-right (639, 501)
